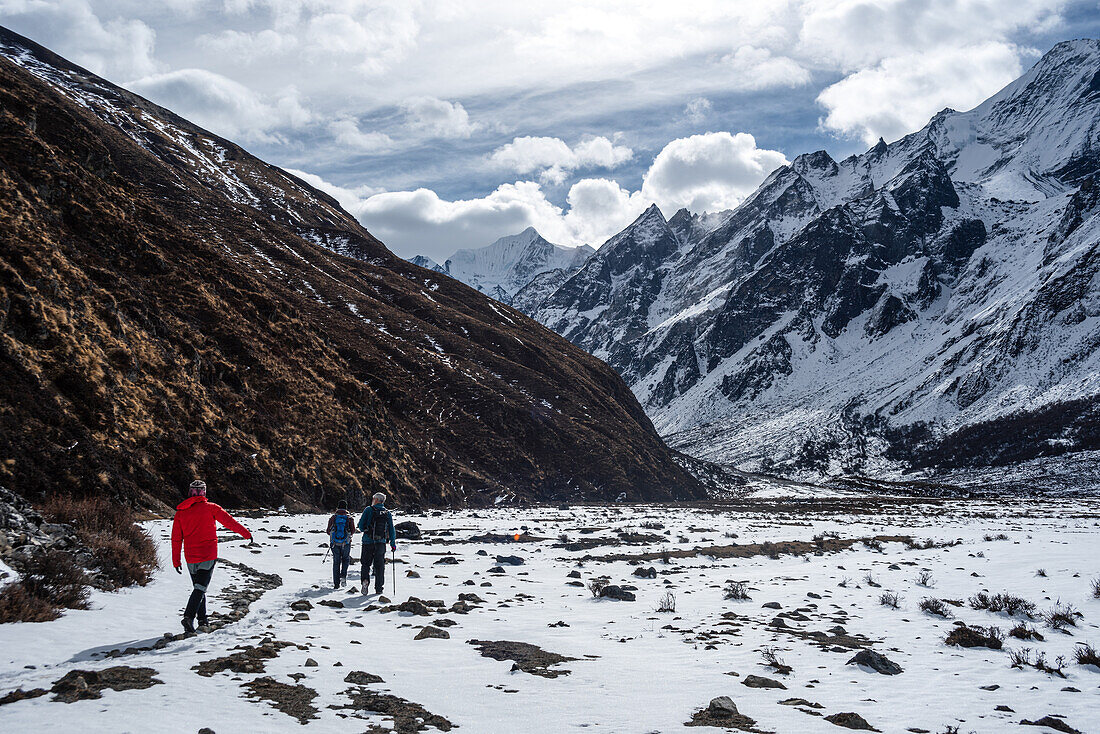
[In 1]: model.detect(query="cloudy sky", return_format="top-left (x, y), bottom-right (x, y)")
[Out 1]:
top-left (3, 1), bottom-right (1098, 260)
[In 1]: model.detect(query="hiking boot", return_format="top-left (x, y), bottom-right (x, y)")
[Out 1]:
top-left (181, 617), bottom-right (196, 634)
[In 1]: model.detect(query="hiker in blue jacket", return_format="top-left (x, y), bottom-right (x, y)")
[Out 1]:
top-left (358, 492), bottom-right (396, 594)
top-left (326, 500), bottom-right (356, 588)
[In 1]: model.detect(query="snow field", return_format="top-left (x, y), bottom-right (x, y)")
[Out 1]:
top-left (0, 499), bottom-right (1097, 733)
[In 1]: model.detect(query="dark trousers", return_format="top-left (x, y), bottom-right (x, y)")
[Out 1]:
top-left (184, 559), bottom-right (216, 622)
top-left (361, 542), bottom-right (387, 593)
top-left (332, 543), bottom-right (351, 586)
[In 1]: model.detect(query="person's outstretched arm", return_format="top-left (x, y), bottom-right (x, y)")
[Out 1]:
top-left (357, 507), bottom-right (371, 533)
top-left (211, 503), bottom-right (252, 540)
top-left (171, 514), bottom-right (183, 568)
top-left (387, 512), bottom-right (396, 549)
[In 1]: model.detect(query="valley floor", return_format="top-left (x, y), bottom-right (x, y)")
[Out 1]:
top-left (0, 498), bottom-right (1097, 733)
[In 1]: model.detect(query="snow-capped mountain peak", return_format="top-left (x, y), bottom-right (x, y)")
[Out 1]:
top-left (409, 228), bottom-right (594, 305)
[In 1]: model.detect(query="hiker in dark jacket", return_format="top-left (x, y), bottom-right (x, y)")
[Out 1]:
top-left (357, 492), bottom-right (396, 594)
top-left (171, 480), bottom-right (252, 633)
top-left (326, 500), bottom-right (356, 589)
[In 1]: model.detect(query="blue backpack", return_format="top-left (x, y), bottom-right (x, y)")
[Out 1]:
top-left (331, 514), bottom-right (351, 545)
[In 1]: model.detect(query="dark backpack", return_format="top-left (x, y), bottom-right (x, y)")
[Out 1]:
top-left (331, 514), bottom-right (351, 545)
top-left (369, 507), bottom-right (390, 542)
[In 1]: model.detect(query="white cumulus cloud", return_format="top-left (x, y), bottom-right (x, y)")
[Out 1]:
top-left (128, 68), bottom-right (312, 144)
top-left (300, 129), bottom-right (786, 259)
top-left (490, 135), bottom-right (633, 185)
top-left (329, 118), bottom-right (395, 152)
top-left (721, 46), bottom-right (811, 90)
top-left (640, 132), bottom-right (788, 213)
top-left (400, 96), bottom-right (479, 139)
top-left (816, 42), bottom-right (1025, 144)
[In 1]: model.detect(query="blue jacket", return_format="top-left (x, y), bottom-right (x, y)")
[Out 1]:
top-left (357, 504), bottom-right (396, 545)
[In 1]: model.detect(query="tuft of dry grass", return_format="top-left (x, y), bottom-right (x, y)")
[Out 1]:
top-left (916, 569), bottom-right (935, 587)
top-left (1091, 577), bottom-right (1100, 600)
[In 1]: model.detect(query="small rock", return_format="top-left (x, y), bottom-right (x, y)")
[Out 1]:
top-left (632, 566), bottom-right (657, 579)
top-left (762, 602), bottom-right (782, 609)
top-left (414, 626), bottom-right (450, 640)
top-left (741, 674), bottom-right (786, 689)
top-left (289, 600), bottom-right (312, 612)
top-left (1019, 716), bottom-right (1081, 734)
top-left (344, 671), bottom-right (384, 685)
top-left (394, 521), bottom-right (421, 540)
top-left (599, 585), bottom-right (636, 601)
top-left (846, 649), bottom-right (902, 675)
top-left (495, 555), bottom-right (524, 566)
top-left (304, 658), bottom-right (318, 667)
top-left (708, 696), bottom-right (739, 717)
top-left (567, 570), bottom-right (582, 579)
top-left (406, 570), bottom-right (421, 578)
top-left (824, 712), bottom-right (878, 730)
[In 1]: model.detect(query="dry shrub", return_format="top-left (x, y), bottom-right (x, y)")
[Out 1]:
top-left (656, 591), bottom-right (676, 613)
top-left (1043, 601), bottom-right (1082, 631)
top-left (919, 597), bottom-right (952, 618)
top-left (0, 550), bottom-right (88, 623)
top-left (40, 494), bottom-right (158, 588)
top-left (1075, 642), bottom-right (1099, 667)
top-left (1008, 647), bottom-right (1066, 677)
top-left (879, 591), bottom-right (902, 608)
top-left (0, 583), bottom-right (61, 623)
top-left (969, 592), bottom-right (1037, 618)
top-left (724, 581), bottom-right (751, 600)
top-left (1009, 623), bottom-right (1044, 641)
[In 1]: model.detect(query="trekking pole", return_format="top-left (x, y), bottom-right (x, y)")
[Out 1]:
top-left (323, 545), bottom-right (330, 564)
top-left (392, 546), bottom-right (396, 597)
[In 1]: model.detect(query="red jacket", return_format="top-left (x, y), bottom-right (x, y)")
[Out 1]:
top-left (171, 496), bottom-right (251, 566)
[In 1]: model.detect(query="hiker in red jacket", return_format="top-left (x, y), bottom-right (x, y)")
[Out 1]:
top-left (171, 480), bottom-right (252, 633)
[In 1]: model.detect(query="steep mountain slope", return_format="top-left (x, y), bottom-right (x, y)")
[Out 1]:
top-left (529, 39), bottom-right (1100, 481)
top-left (0, 27), bottom-right (703, 510)
top-left (412, 228), bottom-right (593, 305)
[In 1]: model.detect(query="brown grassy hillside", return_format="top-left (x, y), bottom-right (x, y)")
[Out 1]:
top-left (0, 27), bottom-right (703, 511)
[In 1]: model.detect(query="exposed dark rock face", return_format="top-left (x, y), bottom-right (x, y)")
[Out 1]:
top-left (0, 26), bottom-right (702, 510)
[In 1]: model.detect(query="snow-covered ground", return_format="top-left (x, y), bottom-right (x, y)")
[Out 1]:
top-left (1, 500), bottom-right (1097, 733)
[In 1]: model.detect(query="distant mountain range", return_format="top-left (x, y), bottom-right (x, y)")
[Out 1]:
top-left (0, 26), bottom-right (704, 508)
top-left (410, 229), bottom-right (593, 307)
top-left (470, 39), bottom-right (1100, 489)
